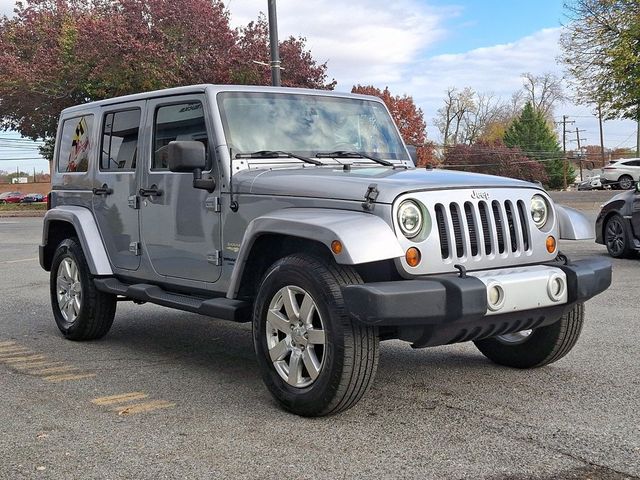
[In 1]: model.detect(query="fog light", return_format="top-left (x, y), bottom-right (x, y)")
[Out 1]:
top-left (405, 247), bottom-right (421, 267)
top-left (331, 240), bottom-right (343, 255)
top-left (547, 274), bottom-right (566, 302)
top-left (486, 281), bottom-right (505, 311)
top-left (546, 236), bottom-right (556, 253)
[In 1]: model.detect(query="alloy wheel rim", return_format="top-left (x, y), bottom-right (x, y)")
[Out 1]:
top-left (56, 257), bottom-right (82, 323)
top-left (496, 329), bottom-right (532, 344)
top-left (620, 177), bottom-right (632, 189)
top-left (265, 285), bottom-right (326, 388)
top-left (606, 219), bottom-right (625, 256)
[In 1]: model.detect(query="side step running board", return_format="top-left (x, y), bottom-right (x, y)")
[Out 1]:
top-left (94, 278), bottom-right (251, 322)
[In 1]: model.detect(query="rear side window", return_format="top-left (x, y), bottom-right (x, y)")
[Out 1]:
top-left (101, 109), bottom-right (141, 171)
top-left (57, 115), bottom-right (94, 173)
top-left (625, 160), bottom-right (640, 167)
top-left (152, 102), bottom-right (208, 170)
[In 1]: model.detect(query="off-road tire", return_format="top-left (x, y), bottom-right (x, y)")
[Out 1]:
top-left (252, 253), bottom-right (379, 417)
top-left (473, 303), bottom-right (584, 368)
top-left (50, 238), bottom-right (117, 340)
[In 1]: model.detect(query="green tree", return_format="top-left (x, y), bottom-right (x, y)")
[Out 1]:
top-left (504, 102), bottom-right (573, 189)
top-left (560, 1), bottom-right (640, 123)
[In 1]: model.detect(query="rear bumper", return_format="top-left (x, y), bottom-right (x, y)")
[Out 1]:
top-left (342, 258), bottom-right (611, 328)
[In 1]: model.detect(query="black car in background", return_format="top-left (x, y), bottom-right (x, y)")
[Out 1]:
top-left (596, 182), bottom-right (640, 257)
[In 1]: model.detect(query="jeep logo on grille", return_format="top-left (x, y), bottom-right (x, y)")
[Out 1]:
top-left (471, 190), bottom-right (490, 200)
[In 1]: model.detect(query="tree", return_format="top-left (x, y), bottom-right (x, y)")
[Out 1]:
top-left (520, 72), bottom-right (567, 120)
top-left (351, 85), bottom-right (433, 166)
top-left (504, 102), bottom-right (573, 189)
top-left (442, 141), bottom-right (548, 185)
top-left (0, 0), bottom-right (334, 160)
top-left (560, 0), bottom-right (640, 122)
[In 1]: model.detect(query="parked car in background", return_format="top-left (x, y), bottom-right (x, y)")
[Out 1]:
top-left (20, 193), bottom-right (46, 203)
top-left (595, 181), bottom-right (640, 257)
top-left (0, 191), bottom-right (24, 204)
top-left (577, 175), bottom-right (604, 191)
top-left (601, 158), bottom-right (640, 190)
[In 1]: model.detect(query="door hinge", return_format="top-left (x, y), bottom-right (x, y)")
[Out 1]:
top-left (207, 250), bottom-right (223, 266)
top-left (129, 242), bottom-right (141, 256)
top-left (128, 195), bottom-right (140, 210)
top-left (205, 196), bottom-right (221, 213)
top-left (362, 183), bottom-right (379, 211)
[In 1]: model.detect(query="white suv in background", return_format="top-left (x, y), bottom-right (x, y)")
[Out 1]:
top-left (601, 158), bottom-right (640, 189)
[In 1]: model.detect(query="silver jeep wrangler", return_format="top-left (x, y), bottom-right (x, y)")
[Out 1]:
top-left (40, 85), bottom-right (611, 416)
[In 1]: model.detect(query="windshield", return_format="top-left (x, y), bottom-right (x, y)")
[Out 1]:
top-left (217, 92), bottom-right (408, 162)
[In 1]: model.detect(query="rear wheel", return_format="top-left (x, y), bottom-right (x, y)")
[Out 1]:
top-left (252, 253), bottom-right (379, 416)
top-left (50, 238), bottom-right (117, 340)
top-left (474, 303), bottom-right (584, 368)
top-left (618, 175), bottom-right (633, 190)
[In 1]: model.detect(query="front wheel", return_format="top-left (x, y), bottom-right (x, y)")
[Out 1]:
top-left (50, 238), bottom-right (117, 340)
top-left (473, 303), bottom-right (584, 368)
top-left (252, 254), bottom-right (379, 417)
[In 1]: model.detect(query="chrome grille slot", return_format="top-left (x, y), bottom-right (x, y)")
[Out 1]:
top-left (464, 202), bottom-right (479, 257)
top-left (435, 204), bottom-right (449, 259)
top-left (450, 203), bottom-right (464, 258)
top-left (517, 200), bottom-right (530, 251)
top-left (478, 201), bottom-right (492, 254)
top-left (492, 201), bottom-right (506, 254)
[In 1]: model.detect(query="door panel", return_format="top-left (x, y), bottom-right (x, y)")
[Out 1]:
top-left (92, 104), bottom-right (144, 271)
top-left (140, 95), bottom-right (222, 283)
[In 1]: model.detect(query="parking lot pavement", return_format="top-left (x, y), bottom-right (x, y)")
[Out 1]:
top-left (0, 215), bottom-right (638, 480)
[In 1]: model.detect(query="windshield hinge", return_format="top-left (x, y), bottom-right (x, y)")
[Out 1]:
top-left (129, 242), bottom-right (141, 256)
top-left (362, 184), bottom-right (379, 211)
top-left (128, 195), bottom-right (140, 210)
top-left (205, 196), bottom-right (221, 213)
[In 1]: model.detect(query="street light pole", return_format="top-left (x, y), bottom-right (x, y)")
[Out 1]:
top-left (267, 0), bottom-right (281, 87)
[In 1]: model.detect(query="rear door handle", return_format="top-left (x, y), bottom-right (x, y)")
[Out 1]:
top-left (139, 185), bottom-right (163, 197)
top-left (92, 184), bottom-right (113, 196)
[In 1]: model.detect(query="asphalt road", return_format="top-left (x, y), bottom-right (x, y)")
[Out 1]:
top-left (0, 212), bottom-right (638, 480)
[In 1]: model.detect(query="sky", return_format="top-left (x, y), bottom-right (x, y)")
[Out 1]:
top-left (0, 0), bottom-right (637, 174)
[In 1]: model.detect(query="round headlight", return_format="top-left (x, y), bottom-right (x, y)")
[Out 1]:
top-left (531, 194), bottom-right (549, 229)
top-left (398, 200), bottom-right (423, 238)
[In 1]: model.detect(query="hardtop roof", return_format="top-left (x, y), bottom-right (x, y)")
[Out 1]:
top-left (60, 84), bottom-right (379, 115)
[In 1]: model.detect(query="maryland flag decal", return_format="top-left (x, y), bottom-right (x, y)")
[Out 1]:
top-left (67, 117), bottom-right (90, 172)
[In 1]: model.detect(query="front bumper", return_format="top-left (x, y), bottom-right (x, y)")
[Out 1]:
top-left (342, 258), bottom-right (611, 346)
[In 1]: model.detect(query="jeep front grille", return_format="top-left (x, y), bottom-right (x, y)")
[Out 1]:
top-left (434, 200), bottom-right (531, 260)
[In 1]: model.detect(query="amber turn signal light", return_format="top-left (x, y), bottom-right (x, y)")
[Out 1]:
top-left (405, 247), bottom-right (421, 267)
top-left (546, 235), bottom-right (556, 253)
top-left (331, 240), bottom-right (343, 255)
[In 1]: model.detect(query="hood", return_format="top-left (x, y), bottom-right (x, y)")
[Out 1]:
top-left (233, 166), bottom-right (540, 204)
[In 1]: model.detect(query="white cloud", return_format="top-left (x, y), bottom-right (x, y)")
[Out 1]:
top-left (225, 0), bottom-right (459, 86)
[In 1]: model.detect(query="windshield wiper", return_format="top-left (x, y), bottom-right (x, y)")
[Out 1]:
top-left (235, 150), bottom-right (322, 166)
top-left (315, 150), bottom-right (393, 167)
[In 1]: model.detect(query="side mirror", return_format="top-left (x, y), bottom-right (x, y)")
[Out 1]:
top-left (406, 145), bottom-right (418, 166)
top-left (168, 140), bottom-right (206, 172)
top-left (168, 140), bottom-right (215, 192)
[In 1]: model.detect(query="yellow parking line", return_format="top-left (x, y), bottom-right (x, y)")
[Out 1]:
top-left (0, 345), bottom-right (28, 352)
top-left (0, 341), bottom-right (16, 348)
top-left (0, 349), bottom-right (33, 357)
top-left (13, 361), bottom-right (65, 371)
top-left (43, 373), bottom-right (96, 382)
top-left (114, 400), bottom-right (175, 416)
top-left (2, 354), bottom-right (48, 364)
top-left (92, 392), bottom-right (149, 406)
top-left (30, 365), bottom-right (78, 376)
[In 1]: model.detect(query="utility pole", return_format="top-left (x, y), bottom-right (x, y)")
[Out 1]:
top-left (597, 104), bottom-right (605, 168)
top-left (267, 0), bottom-right (281, 87)
top-left (575, 127), bottom-right (587, 181)
top-left (559, 115), bottom-right (575, 190)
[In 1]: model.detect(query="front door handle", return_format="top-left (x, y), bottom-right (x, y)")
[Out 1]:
top-left (139, 185), bottom-right (163, 197)
top-left (92, 183), bottom-right (113, 196)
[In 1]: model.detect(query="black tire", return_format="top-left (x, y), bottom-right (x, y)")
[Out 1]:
top-left (50, 238), bottom-right (117, 340)
top-left (618, 175), bottom-right (634, 190)
top-left (473, 303), bottom-right (584, 368)
top-left (252, 253), bottom-right (379, 417)
top-left (604, 214), bottom-right (634, 258)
